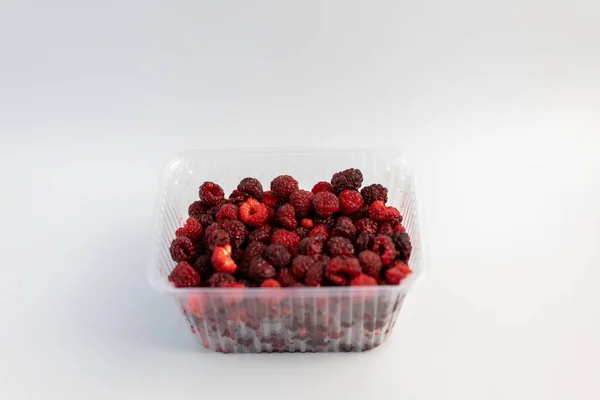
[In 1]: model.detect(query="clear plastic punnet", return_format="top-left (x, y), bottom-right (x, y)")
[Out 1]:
top-left (148, 148), bottom-right (423, 353)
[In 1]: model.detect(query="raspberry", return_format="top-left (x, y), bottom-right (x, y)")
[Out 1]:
top-left (248, 224), bottom-right (272, 243)
top-left (276, 203), bottom-right (297, 230)
top-left (369, 200), bottom-right (401, 223)
top-left (325, 256), bottom-right (361, 286)
top-left (309, 225), bottom-right (329, 240)
top-left (275, 268), bottom-right (297, 287)
top-left (332, 216), bottom-right (357, 239)
top-left (207, 228), bottom-right (230, 251)
top-left (378, 222), bottom-right (393, 235)
top-left (355, 218), bottom-right (378, 234)
top-left (207, 200), bottom-right (227, 217)
top-left (355, 232), bottom-right (375, 252)
top-left (208, 272), bottom-right (236, 287)
top-left (361, 184), bottom-right (388, 205)
top-left (175, 217), bottom-right (203, 241)
top-left (188, 201), bottom-right (207, 218)
top-left (312, 181), bottom-right (334, 194)
top-left (239, 198), bottom-right (269, 227)
top-left (298, 235), bottom-right (325, 256)
top-left (301, 218), bottom-right (314, 229)
top-left (261, 191), bottom-right (279, 208)
top-left (290, 190), bottom-right (313, 218)
top-left (271, 229), bottom-right (300, 250)
top-left (266, 206), bottom-right (276, 224)
top-left (232, 248), bottom-right (244, 262)
top-left (261, 279), bottom-right (281, 288)
top-left (331, 168), bottom-right (363, 194)
top-left (291, 255), bottom-right (315, 279)
top-left (314, 216), bottom-right (336, 228)
top-left (264, 244), bottom-right (291, 268)
top-left (295, 227), bottom-right (309, 239)
top-left (228, 189), bottom-right (250, 206)
top-left (384, 261), bottom-right (412, 285)
top-left (326, 236), bottom-right (355, 257)
top-left (390, 231), bottom-right (412, 262)
top-left (305, 260), bottom-right (326, 287)
top-left (170, 237), bottom-right (196, 262)
top-left (211, 244), bottom-right (237, 274)
top-left (169, 261), bottom-right (201, 287)
top-left (373, 235), bottom-right (396, 266)
top-left (392, 221), bottom-right (405, 232)
top-left (193, 254), bottom-right (213, 280)
top-left (237, 177), bottom-right (263, 200)
top-left (270, 175), bottom-right (299, 202)
top-left (220, 219), bottom-right (247, 249)
top-left (221, 283), bottom-right (245, 288)
top-left (197, 213), bottom-right (215, 228)
top-left (312, 192), bottom-right (339, 217)
top-left (338, 190), bottom-right (364, 215)
top-left (357, 250), bottom-right (382, 278)
top-left (244, 241), bottom-right (267, 262)
top-left (349, 274), bottom-right (378, 286)
top-left (248, 257), bottom-right (276, 282)
top-left (199, 182), bottom-right (225, 206)
top-left (215, 204), bottom-right (239, 221)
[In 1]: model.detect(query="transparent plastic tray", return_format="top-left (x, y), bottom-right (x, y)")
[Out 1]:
top-left (148, 148), bottom-right (423, 353)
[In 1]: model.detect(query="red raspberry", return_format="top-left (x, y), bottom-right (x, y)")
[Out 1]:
top-left (244, 241), bottom-right (267, 262)
top-left (261, 279), bottom-right (281, 288)
top-left (193, 254), bottom-right (213, 280)
top-left (360, 184), bottom-right (388, 205)
top-left (298, 235), bottom-right (325, 256)
top-left (326, 236), bottom-right (355, 257)
top-left (332, 216), bottom-right (357, 239)
top-left (312, 192), bottom-right (339, 217)
top-left (228, 189), bottom-right (250, 206)
top-left (309, 225), bottom-right (330, 240)
top-left (355, 232), bottom-right (375, 252)
top-left (301, 218), bottom-right (314, 229)
top-left (175, 217), bottom-right (203, 241)
top-left (349, 274), bottom-right (378, 286)
top-left (384, 261), bottom-right (412, 285)
top-left (215, 204), bottom-right (239, 221)
top-left (305, 260), bottom-right (326, 287)
top-left (261, 191), bottom-right (279, 208)
top-left (248, 257), bottom-right (276, 282)
top-left (211, 244), bottom-right (237, 274)
top-left (390, 231), bottom-right (412, 262)
top-left (239, 198), bottom-right (269, 227)
top-left (291, 255), bottom-right (315, 279)
top-left (248, 224), bottom-right (272, 243)
top-left (188, 201), bottom-right (207, 218)
top-left (264, 244), bottom-right (291, 268)
top-left (237, 177), bottom-right (263, 200)
top-left (314, 216), bottom-right (335, 228)
top-left (206, 228), bottom-right (230, 251)
top-left (276, 203), bottom-right (297, 230)
top-left (220, 219), bottom-right (247, 249)
top-left (275, 268), bottom-right (297, 287)
top-left (271, 229), bottom-right (300, 251)
top-left (369, 200), bottom-right (401, 223)
top-left (355, 218), bottom-right (378, 233)
top-left (326, 256), bottom-right (361, 286)
top-left (197, 213), bottom-right (215, 228)
top-left (170, 237), bottom-right (196, 262)
top-left (169, 261), bottom-right (201, 287)
top-left (270, 175), bottom-right (299, 202)
top-left (208, 272), bottom-right (235, 287)
top-left (373, 235), bottom-right (396, 266)
top-left (295, 227), bottom-right (309, 239)
top-left (206, 200), bottom-right (227, 217)
top-left (290, 190), bottom-right (313, 218)
top-left (331, 168), bottom-right (363, 194)
top-left (357, 250), bottom-right (382, 278)
top-left (312, 181), bottom-right (334, 194)
top-left (199, 182), bottom-right (225, 206)
top-left (392, 221), bottom-right (405, 232)
top-left (338, 190), bottom-right (364, 215)
top-left (378, 222), bottom-right (393, 235)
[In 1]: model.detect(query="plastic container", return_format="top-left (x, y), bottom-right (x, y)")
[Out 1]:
top-left (148, 148), bottom-right (423, 353)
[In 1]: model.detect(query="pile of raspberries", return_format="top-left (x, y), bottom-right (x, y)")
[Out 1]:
top-left (168, 168), bottom-right (412, 289)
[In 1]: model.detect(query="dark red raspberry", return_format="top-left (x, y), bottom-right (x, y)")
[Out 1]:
top-left (326, 236), bottom-right (355, 257)
top-left (338, 190), bottom-right (364, 215)
top-left (170, 236), bottom-right (196, 262)
top-left (384, 261), bottom-right (412, 285)
top-left (311, 181), bottom-right (334, 194)
top-left (290, 190), bottom-right (313, 218)
top-left (361, 184), bottom-right (388, 205)
top-left (309, 225), bottom-right (330, 240)
top-left (298, 235), bottom-right (325, 256)
top-left (197, 213), bottom-right (215, 228)
top-left (211, 244), bottom-right (237, 274)
top-left (228, 189), bottom-right (250, 206)
top-left (357, 250), bottom-right (382, 278)
top-left (244, 241), bottom-right (267, 262)
top-left (355, 232), bottom-right (375, 252)
top-left (220, 219), bottom-right (247, 249)
top-left (275, 268), bottom-right (297, 287)
top-left (301, 218), bottom-right (314, 229)
top-left (261, 191), bottom-right (279, 208)
top-left (261, 279), bottom-right (281, 288)
top-left (373, 235), bottom-right (396, 266)
top-left (188, 201), bottom-right (207, 218)
top-left (291, 255), bottom-right (315, 279)
top-left (175, 217), bottom-right (203, 241)
top-left (270, 175), bottom-right (299, 202)
top-left (232, 248), bottom-right (244, 263)
top-left (331, 168), bottom-right (363, 194)
top-left (193, 254), bottom-right (213, 280)
top-left (326, 256), bottom-right (361, 286)
top-left (215, 204), bottom-right (239, 221)
top-left (264, 244), bottom-right (291, 268)
top-left (295, 227), bottom-right (309, 239)
top-left (378, 222), bottom-right (393, 235)
top-left (390, 231), bottom-right (412, 262)
top-left (207, 200), bottom-right (227, 217)
top-left (208, 272), bottom-right (236, 287)
top-left (271, 229), bottom-right (300, 251)
top-left (276, 203), bottom-right (297, 230)
top-left (332, 216), bottom-right (357, 239)
top-left (237, 177), bottom-right (263, 200)
top-left (312, 192), bottom-right (339, 217)
top-left (355, 218), bottom-right (378, 233)
top-left (314, 216), bottom-right (336, 228)
top-left (349, 274), bottom-right (378, 286)
top-left (199, 182), bottom-right (225, 206)
top-left (239, 198), bottom-right (269, 227)
top-left (169, 261), bottom-right (201, 287)
top-left (248, 224), bottom-right (272, 243)
top-left (207, 228), bottom-right (230, 251)
top-left (392, 221), bottom-right (405, 232)
top-left (249, 257), bottom-right (276, 282)
top-left (305, 260), bottom-right (326, 287)
top-left (266, 206), bottom-right (276, 224)
top-left (369, 200), bottom-right (401, 223)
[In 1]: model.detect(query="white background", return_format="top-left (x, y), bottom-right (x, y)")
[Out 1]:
top-left (1, 1), bottom-right (599, 399)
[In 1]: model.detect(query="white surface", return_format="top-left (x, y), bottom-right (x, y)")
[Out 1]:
top-left (0, 1), bottom-right (599, 399)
